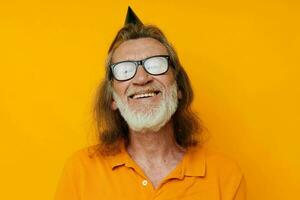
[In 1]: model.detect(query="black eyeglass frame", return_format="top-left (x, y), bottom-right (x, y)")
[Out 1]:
top-left (109, 55), bottom-right (171, 81)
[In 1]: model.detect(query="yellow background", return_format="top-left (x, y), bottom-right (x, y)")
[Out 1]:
top-left (1, 0), bottom-right (299, 199)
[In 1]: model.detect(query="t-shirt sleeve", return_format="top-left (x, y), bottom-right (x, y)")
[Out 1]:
top-left (233, 175), bottom-right (247, 200)
top-left (54, 154), bottom-right (81, 200)
top-left (211, 150), bottom-right (247, 200)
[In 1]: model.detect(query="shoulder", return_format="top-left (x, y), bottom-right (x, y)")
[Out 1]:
top-left (62, 145), bottom-right (108, 172)
top-left (188, 145), bottom-right (244, 180)
top-left (188, 145), bottom-right (247, 198)
top-left (205, 147), bottom-right (243, 174)
top-left (190, 145), bottom-right (246, 195)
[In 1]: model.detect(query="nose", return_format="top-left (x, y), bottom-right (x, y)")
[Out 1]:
top-left (132, 65), bottom-right (153, 85)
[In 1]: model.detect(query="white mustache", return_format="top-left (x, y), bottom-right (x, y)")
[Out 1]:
top-left (126, 84), bottom-right (163, 97)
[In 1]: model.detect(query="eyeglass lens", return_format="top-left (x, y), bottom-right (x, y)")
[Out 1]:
top-left (112, 56), bottom-right (169, 81)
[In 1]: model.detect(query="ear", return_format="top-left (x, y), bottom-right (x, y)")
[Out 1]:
top-left (111, 99), bottom-right (118, 110)
top-left (178, 89), bottom-right (182, 99)
top-left (109, 81), bottom-right (118, 110)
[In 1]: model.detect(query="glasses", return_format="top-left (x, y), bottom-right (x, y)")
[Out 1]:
top-left (110, 55), bottom-right (170, 81)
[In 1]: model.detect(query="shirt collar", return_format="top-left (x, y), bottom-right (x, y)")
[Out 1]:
top-left (106, 142), bottom-right (206, 177)
top-left (106, 142), bottom-right (136, 169)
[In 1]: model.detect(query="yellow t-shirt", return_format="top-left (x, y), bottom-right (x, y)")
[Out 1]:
top-left (55, 144), bottom-right (246, 200)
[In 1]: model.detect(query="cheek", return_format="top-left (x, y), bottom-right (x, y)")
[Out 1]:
top-left (159, 74), bottom-right (176, 87)
top-left (165, 69), bottom-right (176, 83)
top-left (112, 81), bottom-right (129, 96)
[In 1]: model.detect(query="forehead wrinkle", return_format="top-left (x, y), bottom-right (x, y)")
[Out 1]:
top-left (111, 38), bottom-right (168, 63)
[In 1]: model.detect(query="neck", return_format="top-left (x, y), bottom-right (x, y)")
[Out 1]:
top-left (126, 121), bottom-right (185, 162)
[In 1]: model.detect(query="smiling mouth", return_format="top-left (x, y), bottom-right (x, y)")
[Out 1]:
top-left (129, 91), bottom-right (160, 99)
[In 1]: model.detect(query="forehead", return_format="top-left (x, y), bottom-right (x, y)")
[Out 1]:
top-left (112, 38), bottom-right (168, 63)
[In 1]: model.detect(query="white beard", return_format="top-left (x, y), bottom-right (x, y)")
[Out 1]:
top-left (112, 82), bottom-right (179, 132)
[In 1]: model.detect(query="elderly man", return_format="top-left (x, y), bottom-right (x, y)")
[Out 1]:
top-left (55, 7), bottom-right (246, 200)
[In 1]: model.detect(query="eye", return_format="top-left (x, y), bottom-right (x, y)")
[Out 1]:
top-left (113, 62), bottom-right (136, 80)
top-left (144, 57), bottom-right (168, 74)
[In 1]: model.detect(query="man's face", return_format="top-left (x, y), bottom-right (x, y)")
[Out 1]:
top-left (111, 38), bottom-right (179, 132)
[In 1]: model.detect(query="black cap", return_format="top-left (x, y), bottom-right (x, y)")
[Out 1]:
top-left (124, 6), bottom-right (143, 26)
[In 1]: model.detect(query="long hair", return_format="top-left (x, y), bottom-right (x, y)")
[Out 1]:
top-left (93, 24), bottom-right (203, 155)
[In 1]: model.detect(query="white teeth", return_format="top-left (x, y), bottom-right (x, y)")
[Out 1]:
top-left (132, 92), bottom-right (156, 99)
